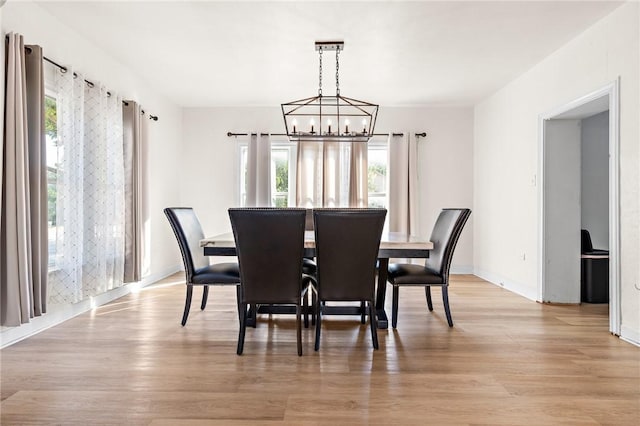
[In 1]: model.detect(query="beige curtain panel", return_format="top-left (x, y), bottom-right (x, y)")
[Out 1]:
top-left (296, 140), bottom-right (368, 208)
top-left (1, 34), bottom-right (48, 326)
top-left (388, 133), bottom-right (419, 236)
top-left (246, 133), bottom-right (272, 206)
top-left (122, 101), bottom-right (149, 283)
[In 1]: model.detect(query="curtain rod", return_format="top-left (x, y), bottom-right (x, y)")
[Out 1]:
top-left (227, 132), bottom-right (427, 138)
top-left (17, 41), bottom-right (159, 121)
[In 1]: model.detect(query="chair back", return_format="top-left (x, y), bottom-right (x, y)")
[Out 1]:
top-left (425, 208), bottom-right (471, 280)
top-left (314, 208), bottom-right (387, 301)
top-left (229, 208), bottom-right (306, 304)
top-left (164, 207), bottom-right (209, 283)
top-left (581, 229), bottom-right (593, 253)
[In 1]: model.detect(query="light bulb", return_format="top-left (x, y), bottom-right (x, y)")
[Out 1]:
top-left (345, 119), bottom-right (350, 134)
top-left (292, 119), bottom-right (297, 133)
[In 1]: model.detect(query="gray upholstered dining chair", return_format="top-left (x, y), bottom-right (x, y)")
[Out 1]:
top-left (387, 208), bottom-right (471, 328)
top-left (312, 208), bottom-right (387, 351)
top-left (164, 207), bottom-right (240, 326)
top-left (229, 208), bottom-right (309, 356)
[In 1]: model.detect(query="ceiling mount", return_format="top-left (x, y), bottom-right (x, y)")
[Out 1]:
top-left (315, 41), bottom-right (344, 52)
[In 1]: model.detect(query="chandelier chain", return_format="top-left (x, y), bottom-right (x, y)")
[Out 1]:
top-left (335, 47), bottom-right (340, 96)
top-left (318, 48), bottom-right (323, 96)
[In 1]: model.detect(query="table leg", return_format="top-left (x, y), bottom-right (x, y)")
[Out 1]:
top-left (376, 258), bottom-right (389, 329)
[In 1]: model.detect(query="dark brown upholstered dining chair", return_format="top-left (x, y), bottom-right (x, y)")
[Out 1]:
top-left (164, 207), bottom-right (240, 326)
top-left (387, 208), bottom-right (471, 328)
top-left (313, 208), bottom-right (387, 351)
top-left (229, 208), bottom-right (308, 356)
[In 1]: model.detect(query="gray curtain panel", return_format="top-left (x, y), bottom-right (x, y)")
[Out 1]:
top-left (1, 34), bottom-right (48, 326)
top-left (122, 101), bottom-right (147, 283)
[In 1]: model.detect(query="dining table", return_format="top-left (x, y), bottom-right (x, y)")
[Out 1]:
top-left (201, 231), bottom-right (433, 329)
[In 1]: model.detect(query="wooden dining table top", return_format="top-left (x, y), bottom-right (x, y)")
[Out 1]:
top-left (201, 231), bottom-right (433, 251)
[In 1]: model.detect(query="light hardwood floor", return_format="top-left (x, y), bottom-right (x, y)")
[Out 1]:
top-left (1, 274), bottom-right (638, 425)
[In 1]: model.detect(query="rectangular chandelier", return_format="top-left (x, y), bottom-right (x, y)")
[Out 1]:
top-left (281, 41), bottom-right (379, 143)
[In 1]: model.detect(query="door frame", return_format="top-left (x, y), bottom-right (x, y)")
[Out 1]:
top-left (537, 79), bottom-right (620, 335)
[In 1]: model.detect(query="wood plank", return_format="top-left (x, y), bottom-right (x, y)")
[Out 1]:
top-left (1, 273), bottom-right (638, 424)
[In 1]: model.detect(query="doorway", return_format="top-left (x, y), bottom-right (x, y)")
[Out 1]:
top-left (538, 80), bottom-right (620, 335)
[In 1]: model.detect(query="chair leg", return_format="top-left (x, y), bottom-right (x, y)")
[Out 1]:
top-left (201, 285), bottom-right (209, 310)
top-left (369, 301), bottom-right (379, 350)
top-left (311, 291), bottom-right (317, 326)
top-left (314, 302), bottom-right (322, 351)
top-left (237, 309), bottom-right (247, 355)
top-left (181, 285), bottom-right (193, 326)
top-left (235, 286), bottom-right (247, 355)
top-left (303, 288), bottom-right (309, 329)
top-left (425, 286), bottom-right (434, 311)
top-left (296, 305), bottom-right (303, 356)
top-left (391, 285), bottom-right (399, 329)
top-left (360, 301), bottom-right (366, 324)
top-left (442, 285), bottom-right (454, 327)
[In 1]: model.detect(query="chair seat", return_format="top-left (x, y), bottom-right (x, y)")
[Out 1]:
top-left (387, 263), bottom-right (444, 285)
top-left (192, 263), bottom-right (240, 284)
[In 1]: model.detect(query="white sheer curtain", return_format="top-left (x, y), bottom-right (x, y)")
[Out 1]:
top-left (245, 133), bottom-right (272, 206)
top-left (296, 140), bottom-right (367, 208)
top-left (48, 68), bottom-right (125, 304)
top-left (388, 133), bottom-right (419, 235)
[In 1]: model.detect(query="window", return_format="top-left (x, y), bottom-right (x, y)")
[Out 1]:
top-left (367, 139), bottom-right (388, 208)
top-left (271, 144), bottom-right (296, 207)
top-left (238, 139), bottom-right (297, 207)
top-left (45, 93), bottom-right (61, 270)
top-left (238, 138), bottom-right (388, 209)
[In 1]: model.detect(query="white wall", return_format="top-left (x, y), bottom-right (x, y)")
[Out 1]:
top-left (474, 2), bottom-right (639, 342)
top-left (1, 2), bottom-right (183, 281)
top-left (181, 106), bottom-right (474, 271)
top-left (581, 111), bottom-right (609, 249)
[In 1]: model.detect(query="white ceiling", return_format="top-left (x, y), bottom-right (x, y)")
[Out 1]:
top-left (34, 1), bottom-right (622, 108)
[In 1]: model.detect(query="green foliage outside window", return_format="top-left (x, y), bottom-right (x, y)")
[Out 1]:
top-left (274, 153), bottom-right (288, 207)
top-left (368, 163), bottom-right (385, 192)
top-left (45, 96), bottom-right (57, 142)
top-left (45, 95), bottom-right (58, 226)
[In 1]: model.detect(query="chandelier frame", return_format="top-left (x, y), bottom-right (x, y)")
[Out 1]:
top-left (281, 41), bottom-right (379, 143)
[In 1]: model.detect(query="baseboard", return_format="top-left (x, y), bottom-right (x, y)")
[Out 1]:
top-left (620, 325), bottom-right (640, 347)
top-left (473, 267), bottom-right (538, 301)
top-left (0, 264), bottom-right (181, 349)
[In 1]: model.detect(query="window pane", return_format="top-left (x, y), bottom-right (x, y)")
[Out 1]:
top-left (368, 144), bottom-right (387, 208)
top-left (239, 145), bottom-right (248, 206)
top-left (45, 95), bottom-right (61, 270)
top-left (273, 149), bottom-right (289, 193)
top-left (271, 147), bottom-right (290, 207)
